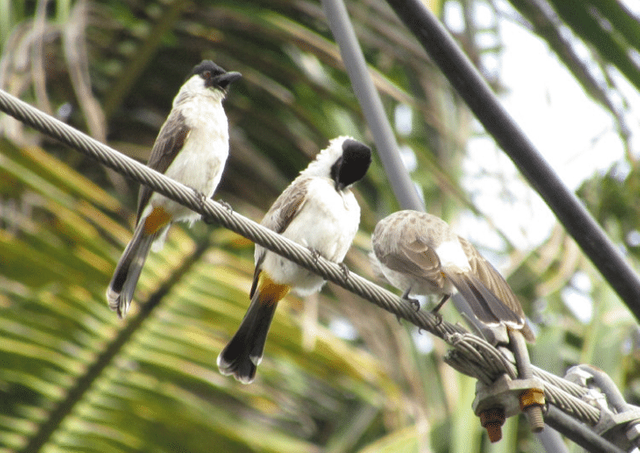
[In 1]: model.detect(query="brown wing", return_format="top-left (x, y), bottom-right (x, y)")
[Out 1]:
top-left (136, 110), bottom-right (191, 222)
top-left (458, 237), bottom-right (535, 341)
top-left (374, 228), bottom-right (446, 289)
top-left (249, 177), bottom-right (309, 298)
top-left (260, 177), bottom-right (310, 234)
top-left (458, 237), bottom-right (524, 317)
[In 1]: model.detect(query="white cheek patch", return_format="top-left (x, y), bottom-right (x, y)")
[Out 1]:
top-left (435, 240), bottom-right (470, 271)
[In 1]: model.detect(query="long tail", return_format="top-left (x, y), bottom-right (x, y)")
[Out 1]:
top-left (217, 273), bottom-right (290, 384)
top-left (447, 272), bottom-right (535, 341)
top-left (106, 222), bottom-right (158, 318)
top-left (107, 206), bottom-right (173, 318)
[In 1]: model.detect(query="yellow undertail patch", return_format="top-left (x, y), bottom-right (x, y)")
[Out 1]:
top-left (257, 273), bottom-right (291, 307)
top-left (143, 207), bottom-right (173, 235)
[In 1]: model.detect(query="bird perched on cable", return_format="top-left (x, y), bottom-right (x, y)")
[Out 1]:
top-left (370, 210), bottom-right (534, 342)
top-left (371, 210), bottom-right (545, 432)
top-left (218, 136), bottom-right (372, 383)
top-left (106, 60), bottom-right (241, 318)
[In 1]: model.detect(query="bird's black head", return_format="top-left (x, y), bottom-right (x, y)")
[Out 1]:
top-left (330, 139), bottom-right (372, 191)
top-left (189, 60), bottom-right (242, 91)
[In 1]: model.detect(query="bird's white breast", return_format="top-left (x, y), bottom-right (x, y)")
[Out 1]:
top-left (152, 91), bottom-right (229, 223)
top-left (263, 178), bottom-right (360, 295)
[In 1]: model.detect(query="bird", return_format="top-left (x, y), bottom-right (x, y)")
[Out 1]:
top-left (370, 210), bottom-right (534, 342)
top-left (106, 60), bottom-right (241, 318)
top-left (217, 136), bottom-right (372, 383)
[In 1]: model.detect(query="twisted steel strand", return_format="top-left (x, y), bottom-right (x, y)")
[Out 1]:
top-left (0, 88), bottom-right (610, 429)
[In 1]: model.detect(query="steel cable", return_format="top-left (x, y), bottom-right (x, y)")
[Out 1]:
top-left (0, 87), bottom-right (613, 432)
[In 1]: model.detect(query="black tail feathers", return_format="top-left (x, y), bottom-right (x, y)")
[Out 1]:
top-left (217, 294), bottom-right (279, 384)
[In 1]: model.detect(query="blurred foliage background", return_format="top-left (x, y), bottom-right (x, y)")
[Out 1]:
top-left (0, 0), bottom-right (639, 452)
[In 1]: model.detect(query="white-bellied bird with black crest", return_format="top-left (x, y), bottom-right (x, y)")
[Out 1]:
top-left (218, 136), bottom-right (372, 384)
top-left (106, 60), bottom-right (241, 318)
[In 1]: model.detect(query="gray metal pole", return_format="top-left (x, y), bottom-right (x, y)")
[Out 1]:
top-left (321, 0), bottom-right (424, 212)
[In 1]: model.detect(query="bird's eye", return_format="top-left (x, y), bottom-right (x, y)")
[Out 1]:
top-left (203, 71), bottom-right (211, 78)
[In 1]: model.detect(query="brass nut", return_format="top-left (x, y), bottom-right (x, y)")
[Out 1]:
top-left (519, 388), bottom-right (545, 411)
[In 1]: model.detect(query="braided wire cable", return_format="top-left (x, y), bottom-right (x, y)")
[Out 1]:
top-left (0, 88), bottom-right (462, 336)
top-left (444, 333), bottom-right (518, 382)
top-left (0, 88), bottom-right (611, 430)
top-left (443, 332), bottom-right (602, 425)
top-left (544, 380), bottom-right (601, 425)
top-left (535, 367), bottom-right (595, 400)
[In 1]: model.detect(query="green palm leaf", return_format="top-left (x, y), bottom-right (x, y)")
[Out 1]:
top-left (1, 0), bottom-right (640, 451)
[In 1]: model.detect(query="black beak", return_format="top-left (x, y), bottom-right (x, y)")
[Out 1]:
top-left (214, 71), bottom-right (242, 90)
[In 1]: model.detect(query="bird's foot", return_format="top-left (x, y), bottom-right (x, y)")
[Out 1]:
top-left (401, 288), bottom-right (420, 311)
top-left (406, 297), bottom-right (421, 311)
top-left (195, 190), bottom-right (216, 224)
top-left (218, 199), bottom-right (233, 212)
top-left (430, 308), bottom-right (443, 326)
top-left (338, 262), bottom-right (350, 280)
top-left (308, 248), bottom-right (322, 264)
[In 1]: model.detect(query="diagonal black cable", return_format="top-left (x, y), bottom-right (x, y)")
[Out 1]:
top-left (382, 0), bottom-right (640, 319)
top-left (319, 2), bottom-right (636, 451)
top-left (545, 405), bottom-right (627, 453)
